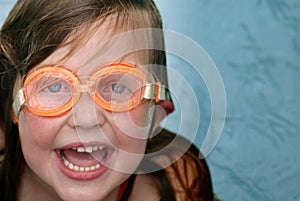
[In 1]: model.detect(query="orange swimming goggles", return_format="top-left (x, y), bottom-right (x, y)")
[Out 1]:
top-left (12, 62), bottom-right (170, 118)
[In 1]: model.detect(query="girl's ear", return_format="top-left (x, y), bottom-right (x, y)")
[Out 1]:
top-left (151, 100), bottom-right (174, 135)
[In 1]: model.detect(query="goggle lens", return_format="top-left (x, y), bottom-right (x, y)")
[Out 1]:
top-left (94, 67), bottom-right (145, 111)
top-left (25, 71), bottom-right (74, 111)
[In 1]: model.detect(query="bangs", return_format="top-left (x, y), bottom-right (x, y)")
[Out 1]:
top-left (56, 4), bottom-right (167, 85)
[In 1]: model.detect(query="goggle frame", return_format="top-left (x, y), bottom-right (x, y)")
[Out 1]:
top-left (12, 62), bottom-right (170, 119)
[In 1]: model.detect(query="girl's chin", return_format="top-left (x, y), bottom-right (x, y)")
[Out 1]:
top-left (56, 188), bottom-right (112, 201)
top-left (51, 153), bottom-right (119, 201)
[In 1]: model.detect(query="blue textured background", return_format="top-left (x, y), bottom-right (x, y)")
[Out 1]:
top-left (1, 1), bottom-right (300, 200)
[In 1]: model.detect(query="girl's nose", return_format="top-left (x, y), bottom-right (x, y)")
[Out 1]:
top-left (67, 93), bottom-right (106, 128)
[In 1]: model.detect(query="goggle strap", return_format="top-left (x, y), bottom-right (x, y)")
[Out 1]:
top-left (12, 89), bottom-right (25, 119)
top-left (143, 83), bottom-right (170, 102)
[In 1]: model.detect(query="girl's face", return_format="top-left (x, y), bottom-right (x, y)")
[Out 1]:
top-left (18, 22), bottom-right (158, 201)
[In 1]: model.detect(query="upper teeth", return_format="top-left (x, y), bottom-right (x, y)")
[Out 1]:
top-left (72, 146), bottom-right (104, 153)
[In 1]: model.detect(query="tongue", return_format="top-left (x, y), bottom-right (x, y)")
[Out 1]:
top-left (63, 149), bottom-right (107, 167)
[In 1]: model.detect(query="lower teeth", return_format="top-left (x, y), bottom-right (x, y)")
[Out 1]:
top-left (61, 154), bottom-right (101, 172)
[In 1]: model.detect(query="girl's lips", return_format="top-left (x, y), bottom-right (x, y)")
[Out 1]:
top-left (55, 143), bottom-right (114, 181)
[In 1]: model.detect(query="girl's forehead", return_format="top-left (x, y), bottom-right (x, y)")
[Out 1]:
top-left (38, 19), bottom-right (154, 75)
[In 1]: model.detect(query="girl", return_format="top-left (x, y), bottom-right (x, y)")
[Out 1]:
top-left (0, 0), bottom-right (215, 200)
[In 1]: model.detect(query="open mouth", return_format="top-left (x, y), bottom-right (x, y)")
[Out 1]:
top-left (57, 144), bottom-right (113, 180)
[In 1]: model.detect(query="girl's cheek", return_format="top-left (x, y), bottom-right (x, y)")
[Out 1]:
top-left (111, 108), bottom-right (152, 156)
top-left (111, 107), bottom-right (153, 141)
top-left (18, 110), bottom-right (61, 148)
top-left (131, 102), bottom-right (154, 125)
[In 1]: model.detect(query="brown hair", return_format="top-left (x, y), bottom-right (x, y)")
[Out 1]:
top-left (145, 129), bottom-right (214, 201)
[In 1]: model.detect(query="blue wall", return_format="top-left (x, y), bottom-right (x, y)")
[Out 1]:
top-left (154, 1), bottom-right (300, 201)
top-left (1, 1), bottom-right (300, 200)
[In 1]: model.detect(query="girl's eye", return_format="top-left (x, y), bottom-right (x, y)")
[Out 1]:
top-left (39, 79), bottom-right (72, 94)
top-left (111, 83), bottom-right (131, 94)
top-left (96, 72), bottom-right (143, 102)
top-left (98, 82), bottom-right (134, 102)
top-left (47, 83), bottom-right (62, 93)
